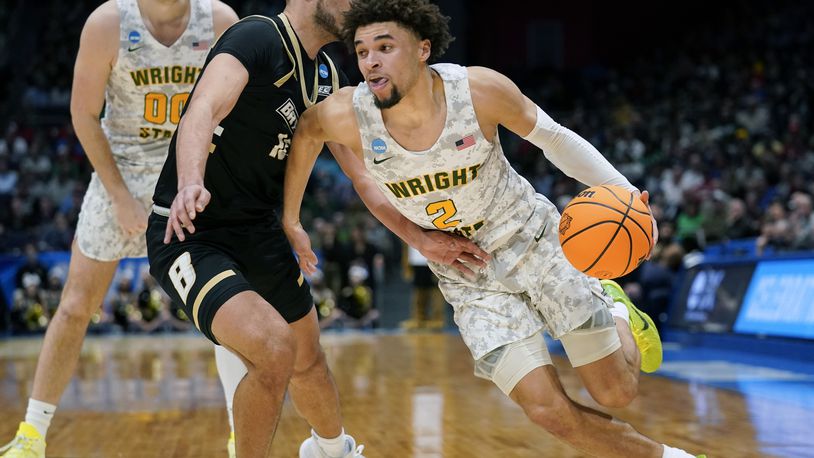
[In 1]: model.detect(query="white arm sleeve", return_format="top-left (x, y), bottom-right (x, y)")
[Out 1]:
top-left (523, 105), bottom-right (637, 192)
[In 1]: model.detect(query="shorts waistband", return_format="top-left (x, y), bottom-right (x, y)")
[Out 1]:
top-left (152, 204), bottom-right (170, 217)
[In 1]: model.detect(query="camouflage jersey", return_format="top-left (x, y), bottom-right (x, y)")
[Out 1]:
top-left (352, 63), bottom-right (537, 253)
top-left (102, 0), bottom-right (214, 168)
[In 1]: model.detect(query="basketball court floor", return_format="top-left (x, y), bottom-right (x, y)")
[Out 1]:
top-left (1, 332), bottom-right (812, 457)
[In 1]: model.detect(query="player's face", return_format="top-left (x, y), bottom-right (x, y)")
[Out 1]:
top-left (314, 0), bottom-right (351, 40)
top-left (354, 22), bottom-right (429, 109)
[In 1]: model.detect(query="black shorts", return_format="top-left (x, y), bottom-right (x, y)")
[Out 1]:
top-left (146, 211), bottom-right (312, 344)
top-left (412, 265), bottom-right (436, 288)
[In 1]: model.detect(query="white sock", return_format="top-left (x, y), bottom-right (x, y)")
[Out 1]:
top-left (214, 345), bottom-right (248, 434)
top-left (662, 444), bottom-right (695, 458)
top-left (25, 398), bottom-right (56, 438)
top-left (609, 301), bottom-right (630, 324)
top-left (313, 428), bottom-right (348, 457)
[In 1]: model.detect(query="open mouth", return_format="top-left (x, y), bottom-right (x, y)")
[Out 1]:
top-left (368, 76), bottom-right (389, 90)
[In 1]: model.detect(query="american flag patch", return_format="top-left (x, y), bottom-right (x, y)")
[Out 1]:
top-left (455, 135), bottom-right (475, 151)
top-left (192, 40), bottom-right (210, 50)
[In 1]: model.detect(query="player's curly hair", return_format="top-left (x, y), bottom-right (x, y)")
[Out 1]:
top-left (342, 0), bottom-right (454, 62)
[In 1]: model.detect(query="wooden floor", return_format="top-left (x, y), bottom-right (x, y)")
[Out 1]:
top-left (0, 333), bottom-right (802, 457)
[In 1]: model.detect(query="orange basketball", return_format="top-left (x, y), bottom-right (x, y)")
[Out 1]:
top-left (558, 185), bottom-right (653, 279)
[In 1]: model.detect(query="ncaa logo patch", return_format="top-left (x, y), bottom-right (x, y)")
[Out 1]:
top-left (319, 64), bottom-right (329, 78)
top-left (371, 138), bottom-right (387, 154)
top-left (128, 31), bottom-right (141, 44)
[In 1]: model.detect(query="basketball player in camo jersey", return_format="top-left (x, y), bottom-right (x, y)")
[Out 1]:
top-left (0, 2), bottom-right (238, 457)
top-left (282, 1), bottom-right (707, 457)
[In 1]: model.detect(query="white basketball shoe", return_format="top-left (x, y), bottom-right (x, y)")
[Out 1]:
top-left (298, 431), bottom-right (365, 458)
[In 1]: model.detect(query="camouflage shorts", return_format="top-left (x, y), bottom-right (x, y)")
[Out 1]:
top-left (432, 194), bottom-right (611, 360)
top-left (75, 166), bottom-right (161, 261)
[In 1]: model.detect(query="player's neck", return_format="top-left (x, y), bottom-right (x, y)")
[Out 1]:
top-left (382, 67), bottom-right (443, 129)
top-left (139, 0), bottom-right (190, 28)
top-left (282, 9), bottom-right (335, 60)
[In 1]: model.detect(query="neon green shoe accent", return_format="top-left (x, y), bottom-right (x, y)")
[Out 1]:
top-left (227, 431), bottom-right (235, 458)
top-left (601, 279), bottom-right (663, 373)
top-left (0, 422), bottom-right (46, 458)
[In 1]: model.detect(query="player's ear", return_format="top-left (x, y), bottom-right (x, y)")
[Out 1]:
top-left (418, 39), bottom-right (431, 63)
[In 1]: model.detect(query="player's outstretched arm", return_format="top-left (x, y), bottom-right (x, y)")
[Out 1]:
top-left (164, 53), bottom-right (248, 243)
top-left (71, 4), bottom-right (147, 237)
top-left (469, 66), bottom-right (658, 254)
top-left (469, 66), bottom-right (637, 192)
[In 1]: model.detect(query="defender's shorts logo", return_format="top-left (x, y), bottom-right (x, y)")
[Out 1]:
top-left (276, 98), bottom-right (299, 132)
top-left (558, 214), bottom-right (573, 235)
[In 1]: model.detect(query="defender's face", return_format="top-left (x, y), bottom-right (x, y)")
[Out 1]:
top-left (314, 0), bottom-right (351, 40)
top-left (354, 22), bottom-right (428, 108)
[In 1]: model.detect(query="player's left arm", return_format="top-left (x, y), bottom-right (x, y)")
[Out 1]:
top-left (211, 0), bottom-right (239, 36)
top-left (468, 66), bottom-right (658, 250)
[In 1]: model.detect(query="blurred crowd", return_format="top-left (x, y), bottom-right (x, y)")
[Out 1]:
top-left (2, 0), bottom-right (813, 334)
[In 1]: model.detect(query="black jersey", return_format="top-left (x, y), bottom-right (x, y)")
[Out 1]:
top-left (152, 14), bottom-right (346, 226)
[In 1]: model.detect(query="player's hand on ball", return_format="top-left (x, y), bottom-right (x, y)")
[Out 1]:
top-left (638, 190), bottom-right (659, 259)
top-left (164, 184), bottom-right (211, 243)
top-left (418, 230), bottom-right (490, 278)
top-left (283, 222), bottom-right (319, 275)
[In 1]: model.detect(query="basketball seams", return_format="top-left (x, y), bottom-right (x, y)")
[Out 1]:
top-left (618, 222), bottom-right (633, 275)
top-left (599, 185), bottom-right (651, 216)
top-left (560, 220), bottom-right (622, 248)
top-left (580, 192), bottom-right (634, 274)
top-left (564, 201), bottom-right (652, 248)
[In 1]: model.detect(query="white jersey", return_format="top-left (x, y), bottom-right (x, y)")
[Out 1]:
top-left (353, 63), bottom-right (536, 252)
top-left (102, 0), bottom-right (214, 167)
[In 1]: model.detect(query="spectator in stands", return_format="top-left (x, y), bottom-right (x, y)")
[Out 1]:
top-left (11, 273), bottom-right (48, 333)
top-left (675, 198), bottom-right (705, 252)
top-left (15, 244), bottom-right (47, 289)
top-left (725, 198), bottom-right (759, 240)
top-left (0, 155), bottom-right (17, 196)
top-left (337, 264), bottom-right (378, 329)
top-left (756, 201), bottom-right (792, 254)
top-left (789, 192), bottom-right (814, 250)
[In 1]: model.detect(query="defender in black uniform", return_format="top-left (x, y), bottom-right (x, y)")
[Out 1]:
top-left (146, 4), bottom-right (366, 457)
top-left (150, 13), bottom-right (344, 339)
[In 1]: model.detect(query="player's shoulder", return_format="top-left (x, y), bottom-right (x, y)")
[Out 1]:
top-left (466, 66), bottom-right (513, 93)
top-left (320, 87), bottom-right (356, 115)
top-left (83, 0), bottom-right (120, 35)
top-left (210, 0), bottom-right (240, 34)
top-left (466, 66), bottom-right (522, 107)
top-left (313, 87), bottom-right (358, 138)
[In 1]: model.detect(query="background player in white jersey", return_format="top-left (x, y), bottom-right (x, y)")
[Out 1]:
top-left (282, 1), bottom-right (706, 457)
top-left (0, 1), bottom-right (238, 457)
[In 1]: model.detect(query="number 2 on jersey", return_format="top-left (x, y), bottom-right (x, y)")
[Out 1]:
top-left (144, 92), bottom-right (189, 125)
top-left (426, 199), bottom-right (461, 229)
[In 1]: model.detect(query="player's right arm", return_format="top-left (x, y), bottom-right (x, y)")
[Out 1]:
top-left (163, 53), bottom-right (247, 243)
top-left (283, 90), bottom-right (490, 277)
top-left (164, 18), bottom-right (278, 243)
top-left (71, 2), bottom-right (146, 236)
top-left (281, 90), bottom-right (355, 272)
